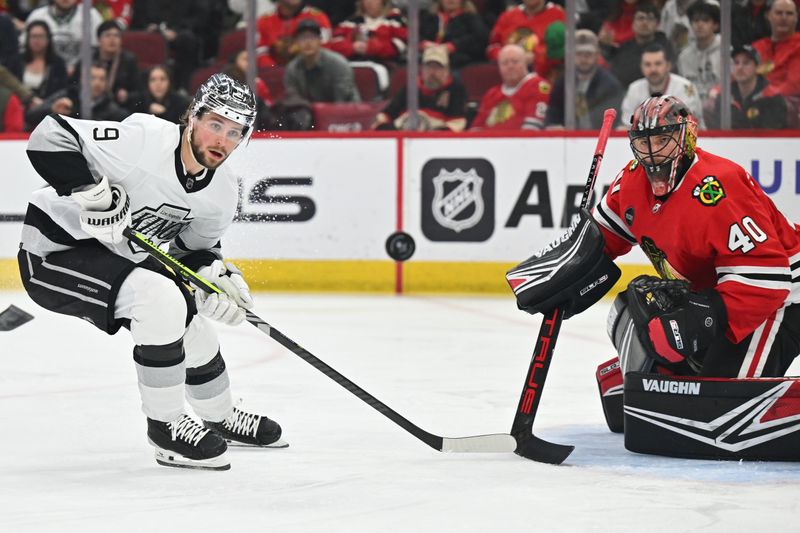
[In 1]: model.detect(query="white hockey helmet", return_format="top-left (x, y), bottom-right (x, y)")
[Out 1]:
top-left (190, 73), bottom-right (257, 136)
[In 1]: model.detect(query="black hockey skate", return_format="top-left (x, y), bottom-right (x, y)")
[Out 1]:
top-left (203, 403), bottom-right (288, 448)
top-left (147, 414), bottom-right (230, 470)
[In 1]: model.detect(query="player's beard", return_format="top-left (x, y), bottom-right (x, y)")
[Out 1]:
top-left (190, 130), bottom-right (228, 170)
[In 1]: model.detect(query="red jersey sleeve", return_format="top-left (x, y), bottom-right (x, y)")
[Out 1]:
top-left (592, 165), bottom-right (638, 259)
top-left (706, 167), bottom-right (793, 343)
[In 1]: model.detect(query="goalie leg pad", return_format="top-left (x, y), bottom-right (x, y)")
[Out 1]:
top-left (596, 357), bottom-right (624, 433)
top-left (506, 209), bottom-right (621, 319)
top-left (624, 372), bottom-right (800, 461)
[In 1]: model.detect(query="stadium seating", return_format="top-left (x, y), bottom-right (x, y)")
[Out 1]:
top-left (312, 102), bottom-right (387, 132)
top-left (458, 63), bottom-right (501, 103)
top-left (218, 29), bottom-right (247, 63)
top-left (189, 65), bottom-right (222, 94)
top-left (259, 66), bottom-right (286, 102)
top-left (122, 31), bottom-right (167, 70)
top-left (352, 65), bottom-right (383, 102)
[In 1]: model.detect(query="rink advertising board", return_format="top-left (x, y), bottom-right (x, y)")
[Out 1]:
top-left (2, 132), bottom-right (800, 293)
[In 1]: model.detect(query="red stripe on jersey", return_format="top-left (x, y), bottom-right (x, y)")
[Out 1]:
top-left (744, 310), bottom-right (778, 377)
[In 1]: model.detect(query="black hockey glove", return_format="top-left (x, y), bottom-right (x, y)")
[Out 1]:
top-left (625, 275), bottom-right (727, 366)
top-left (506, 209), bottom-right (620, 319)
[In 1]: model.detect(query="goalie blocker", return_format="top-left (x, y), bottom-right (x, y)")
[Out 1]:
top-left (622, 372), bottom-right (800, 461)
top-left (506, 209), bottom-right (621, 319)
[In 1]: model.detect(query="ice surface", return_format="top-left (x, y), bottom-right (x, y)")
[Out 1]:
top-left (1, 291), bottom-right (799, 532)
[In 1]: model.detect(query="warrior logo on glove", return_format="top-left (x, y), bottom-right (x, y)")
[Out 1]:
top-left (624, 275), bottom-right (726, 368)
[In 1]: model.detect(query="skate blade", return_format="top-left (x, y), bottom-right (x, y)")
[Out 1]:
top-left (226, 437), bottom-right (289, 449)
top-left (152, 446), bottom-right (231, 471)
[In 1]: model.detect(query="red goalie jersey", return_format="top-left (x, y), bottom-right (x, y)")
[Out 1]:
top-left (593, 147), bottom-right (800, 344)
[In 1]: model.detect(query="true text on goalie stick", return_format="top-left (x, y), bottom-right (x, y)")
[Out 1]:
top-left (509, 108), bottom-right (617, 465)
top-left (123, 227), bottom-right (533, 457)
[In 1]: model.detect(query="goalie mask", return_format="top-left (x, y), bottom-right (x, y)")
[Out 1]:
top-left (628, 95), bottom-right (697, 197)
top-left (189, 73), bottom-right (257, 142)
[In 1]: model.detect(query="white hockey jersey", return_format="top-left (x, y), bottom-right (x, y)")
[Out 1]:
top-left (21, 113), bottom-right (239, 266)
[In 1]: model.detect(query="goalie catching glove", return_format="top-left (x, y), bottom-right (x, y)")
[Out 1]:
top-left (506, 209), bottom-right (621, 319)
top-left (625, 275), bottom-right (727, 366)
top-left (194, 260), bottom-right (254, 326)
top-left (70, 176), bottom-right (131, 244)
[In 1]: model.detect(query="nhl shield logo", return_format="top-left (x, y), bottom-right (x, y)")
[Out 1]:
top-left (421, 158), bottom-right (494, 242)
top-left (432, 168), bottom-right (485, 233)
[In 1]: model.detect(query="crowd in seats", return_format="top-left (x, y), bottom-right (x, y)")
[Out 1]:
top-left (2, 0), bottom-right (800, 133)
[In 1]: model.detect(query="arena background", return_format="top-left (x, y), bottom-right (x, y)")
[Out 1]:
top-left (2, 130), bottom-right (798, 295)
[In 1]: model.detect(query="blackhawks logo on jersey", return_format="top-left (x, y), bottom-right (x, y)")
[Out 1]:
top-left (693, 176), bottom-right (725, 206)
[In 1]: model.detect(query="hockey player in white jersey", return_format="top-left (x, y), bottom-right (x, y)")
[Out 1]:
top-left (18, 73), bottom-right (286, 471)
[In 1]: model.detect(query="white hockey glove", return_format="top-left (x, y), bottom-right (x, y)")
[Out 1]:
top-left (194, 260), bottom-right (254, 326)
top-left (70, 176), bottom-right (131, 244)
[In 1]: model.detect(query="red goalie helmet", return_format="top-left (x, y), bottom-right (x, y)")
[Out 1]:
top-left (628, 95), bottom-right (698, 196)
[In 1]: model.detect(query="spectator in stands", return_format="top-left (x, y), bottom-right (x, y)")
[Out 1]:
top-left (732, 0), bottom-right (771, 50)
top-left (677, 0), bottom-right (719, 104)
top-left (93, 0), bottom-right (132, 28)
top-left (0, 1), bottom-right (32, 31)
top-left (658, 0), bottom-right (694, 55)
top-left (1, 12), bottom-right (23, 78)
top-left (72, 20), bottom-right (138, 105)
top-left (129, 0), bottom-right (216, 91)
top-left (223, 49), bottom-right (275, 130)
top-left (619, 42), bottom-right (704, 128)
top-left (471, 43), bottom-right (550, 130)
top-left (21, 20), bottom-right (68, 99)
top-left (229, 0), bottom-right (276, 26)
top-left (284, 19), bottom-right (360, 103)
top-left (487, 0), bottom-right (565, 64)
top-left (126, 65), bottom-right (188, 124)
top-left (226, 50), bottom-right (274, 106)
top-left (705, 45), bottom-right (787, 129)
top-left (327, 0), bottom-right (408, 64)
top-left (256, 0), bottom-right (332, 67)
top-left (0, 81), bottom-right (24, 132)
top-left (420, 0), bottom-right (489, 69)
top-left (26, 61), bottom-right (128, 127)
top-left (23, 0), bottom-right (103, 75)
top-left (609, 3), bottom-right (675, 88)
top-left (752, 0), bottom-right (800, 99)
top-left (598, 0), bottom-right (640, 49)
top-left (0, 63), bottom-right (37, 109)
top-left (545, 29), bottom-right (623, 129)
top-left (373, 44), bottom-right (467, 131)
top-left (307, 0), bottom-right (357, 27)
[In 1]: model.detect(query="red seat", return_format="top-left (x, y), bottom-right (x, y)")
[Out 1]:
top-left (258, 66), bottom-right (286, 102)
top-left (218, 29), bottom-right (246, 62)
top-left (312, 102), bottom-right (386, 132)
top-left (352, 65), bottom-right (382, 102)
top-left (458, 62), bottom-right (501, 103)
top-left (388, 66), bottom-right (408, 97)
top-left (189, 65), bottom-right (223, 94)
top-left (122, 31), bottom-right (167, 70)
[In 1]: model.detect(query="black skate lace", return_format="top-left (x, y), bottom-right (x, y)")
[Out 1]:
top-left (169, 415), bottom-right (209, 445)
top-left (224, 407), bottom-right (260, 437)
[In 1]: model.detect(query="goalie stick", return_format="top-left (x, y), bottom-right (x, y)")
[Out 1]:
top-left (508, 108), bottom-right (617, 464)
top-left (123, 227), bottom-right (521, 456)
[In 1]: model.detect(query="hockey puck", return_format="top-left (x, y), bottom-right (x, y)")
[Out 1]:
top-left (385, 231), bottom-right (416, 262)
top-left (0, 305), bottom-right (34, 332)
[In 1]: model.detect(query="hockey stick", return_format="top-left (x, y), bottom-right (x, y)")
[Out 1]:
top-left (123, 227), bottom-right (519, 456)
top-left (0, 304), bottom-right (34, 332)
top-left (509, 109), bottom-right (617, 464)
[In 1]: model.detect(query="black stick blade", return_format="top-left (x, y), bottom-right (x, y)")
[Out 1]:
top-left (514, 434), bottom-right (574, 465)
top-left (0, 305), bottom-right (34, 332)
